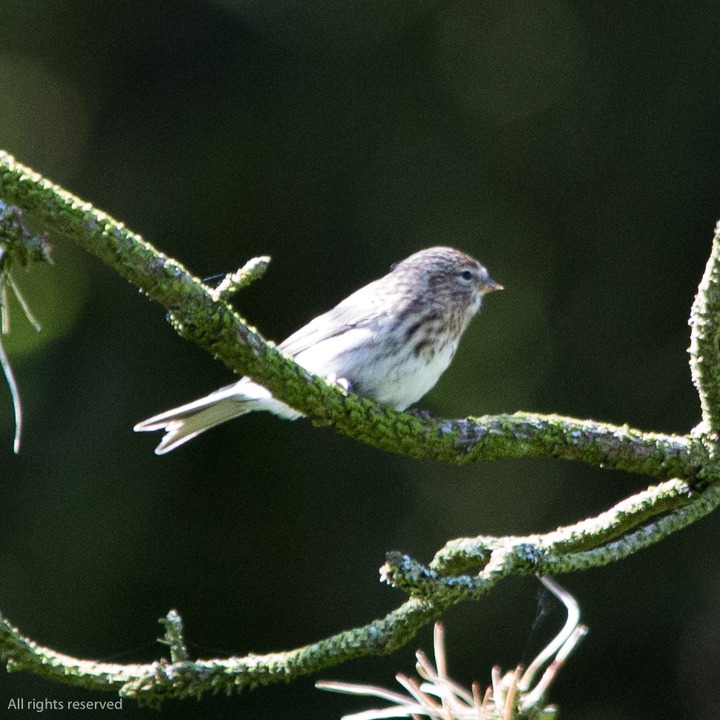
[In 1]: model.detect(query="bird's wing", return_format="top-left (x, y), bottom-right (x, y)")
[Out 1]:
top-left (278, 280), bottom-right (393, 357)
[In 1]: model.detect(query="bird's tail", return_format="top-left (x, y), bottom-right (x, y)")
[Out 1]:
top-left (134, 379), bottom-right (302, 454)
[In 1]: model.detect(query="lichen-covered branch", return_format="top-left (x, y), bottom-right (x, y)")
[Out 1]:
top-left (384, 476), bottom-right (715, 598)
top-left (429, 477), bottom-right (699, 575)
top-left (0, 151), bottom-right (697, 476)
top-left (690, 222), bottom-right (720, 436)
top-left (444, 413), bottom-right (694, 478)
top-left (0, 600), bottom-right (442, 703)
top-left (1, 150), bottom-right (720, 706)
top-left (3, 474), bottom-right (718, 704)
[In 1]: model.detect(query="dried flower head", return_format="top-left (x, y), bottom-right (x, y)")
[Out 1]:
top-left (318, 578), bottom-right (587, 720)
top-left (0, 200), bottom-right (52, 452)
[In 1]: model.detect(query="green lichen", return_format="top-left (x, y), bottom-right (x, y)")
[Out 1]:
top-left (2, 149), bottom-right (720, 707)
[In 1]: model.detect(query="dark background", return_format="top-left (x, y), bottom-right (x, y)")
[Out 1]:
top-left (1, 2), bottom-right (719, 718)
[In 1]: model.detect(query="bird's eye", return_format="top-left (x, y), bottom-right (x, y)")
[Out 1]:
top-left (460, 269), bottom-right (474, 281)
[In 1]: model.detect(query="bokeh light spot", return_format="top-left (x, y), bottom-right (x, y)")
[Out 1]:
top-left (0, 54), bottom-right (89, 176)
top-left (437, 0), bottom-right (586, 121)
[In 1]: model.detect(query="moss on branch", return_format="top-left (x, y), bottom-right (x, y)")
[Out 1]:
top-left (0, 151), bottom-right (697, 477)
top-left (1, 150), bottom-right (720, 705)
top-left (690, 223), bottom-right (720, 436)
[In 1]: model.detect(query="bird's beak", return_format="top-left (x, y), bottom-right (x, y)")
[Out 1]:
top-left (481, 277), bottom-right (504, 295)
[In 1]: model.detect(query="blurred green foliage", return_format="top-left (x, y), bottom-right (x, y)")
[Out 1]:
top-left (1, 1), bottom-right (719, 718)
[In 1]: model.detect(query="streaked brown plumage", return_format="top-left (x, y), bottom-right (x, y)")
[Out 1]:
top-left (135, 247), bottom-right (502, 454)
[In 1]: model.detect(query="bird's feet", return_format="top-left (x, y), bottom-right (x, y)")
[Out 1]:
top-left (405, 407), bottom-right (433, 419)
top-left (325, 373), bottom-right (353, 393)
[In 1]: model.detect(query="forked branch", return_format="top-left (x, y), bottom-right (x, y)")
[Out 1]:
top-left (1, 150), bottom-right (719, 705)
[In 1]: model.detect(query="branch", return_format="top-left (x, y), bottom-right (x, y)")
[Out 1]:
top-left (2, 476), bottom-right (718, 703)
top-left (1, 150), bottom-right (719, 706)
top-left (428, 477), bottom-right (700, 575)
top-left (0, 601), bottom-right (441, 703)
top-left (0, 151), bottom-right (696, 476)
top-left (690, 221), bottom-right (720, 436)
top-left (384, 477), bottom-right (715, 599)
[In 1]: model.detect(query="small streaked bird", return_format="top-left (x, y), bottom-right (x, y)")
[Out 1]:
top-left (135, 247), bottom-right (502, 454)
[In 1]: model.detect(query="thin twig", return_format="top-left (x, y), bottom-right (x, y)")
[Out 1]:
top-left (0, 332), bottom-right (21, 453)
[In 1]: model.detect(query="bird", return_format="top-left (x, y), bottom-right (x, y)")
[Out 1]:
top-left (134, 246), bottom-right (502, 454)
